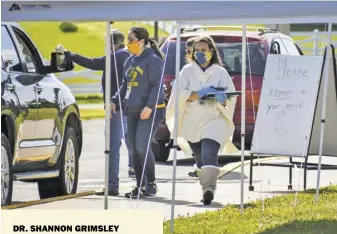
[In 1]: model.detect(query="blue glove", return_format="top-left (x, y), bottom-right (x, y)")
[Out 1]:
top-left (197, 87), bottom-right (217, 98)
top-left (215, 92), bottom-right (228, 103)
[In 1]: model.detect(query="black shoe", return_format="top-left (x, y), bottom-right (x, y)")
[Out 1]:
top-left (128, 168), bottom-right (136, 178)
top-left (96, 189), bottom-right (119, 196)
top-left (202, 190), bottom-right (214, 205)
top-left (125, 187), bottom-right (146, 198)
top-left (145, 182), bottom-right (158, 196)
top-left (188, 170), bottom-right (198, 178)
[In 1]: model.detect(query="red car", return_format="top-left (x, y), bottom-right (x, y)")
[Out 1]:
top-left (151, 26), bottom-right (304, 162)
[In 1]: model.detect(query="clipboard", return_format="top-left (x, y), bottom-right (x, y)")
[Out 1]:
top-left (225, 91), bottom-right (242, 96)
top-left (204, 91), bottom-right (241, 99)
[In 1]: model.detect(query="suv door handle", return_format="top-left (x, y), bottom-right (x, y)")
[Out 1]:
top-left (34, 83), bottom-right (43, 93)
top-left (5, 83), bottom-right (16, 91)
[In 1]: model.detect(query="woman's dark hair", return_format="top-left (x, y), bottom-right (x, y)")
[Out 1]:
top-left (110, 29), bottom-right (125, 50)
top-left (130, 27), bottom-right (164, 60)
top-left (191, 35), bottom-right (222, 66)
top-left (115, 43), bottom-right (125, 50)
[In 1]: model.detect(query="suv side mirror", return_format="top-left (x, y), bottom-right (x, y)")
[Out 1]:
top-left (43, 52), bottom-right (74, 74)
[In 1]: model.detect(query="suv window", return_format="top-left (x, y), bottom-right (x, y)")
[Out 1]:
top-left (270, 38), bottom-right (287, 55)
top-left (12, 27), bottom-right (39, 73)
top-left (161, 36), bottom-right (267, 76)
top-left (1, 26), bottom-right (23, 73)
top-left (280, 38), bottom-right (302, 55)
top-left (270, 37), bottom-right (302, 56)
top-left (217, 41), bottom-right (266, 75)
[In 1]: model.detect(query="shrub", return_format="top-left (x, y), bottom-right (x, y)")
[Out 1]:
top-left (59, 22), bottom-right (78, 33)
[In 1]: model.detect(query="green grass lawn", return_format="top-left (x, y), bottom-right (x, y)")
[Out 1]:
top-left (62, 77), bottom-right (100, 85)
top-left (163, 185), bottom-right (337, 234)
top-left (75, 93), bottom-right (103, 104)
top-left (79, 108), bottom-right (105, 120)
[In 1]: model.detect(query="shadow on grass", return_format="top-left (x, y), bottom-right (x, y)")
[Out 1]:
top-left (304, 186), bottom-right (337, 194)
top-left (258, 190), bottom-right (298, 194)
top-left (226, 202), bottom-right (259, 209)
top-left (259, 220), bottom-right (337, 234)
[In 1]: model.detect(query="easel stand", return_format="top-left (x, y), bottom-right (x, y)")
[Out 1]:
top-left (248, 46), bottom-right (337, 192)
top-left (248, 154), bottom-right (337, 191)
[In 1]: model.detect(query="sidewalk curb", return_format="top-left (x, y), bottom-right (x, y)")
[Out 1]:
top-left (218, 156), bottom-right (287, 178)
top-left (2, 191), bottom-right (96, 210)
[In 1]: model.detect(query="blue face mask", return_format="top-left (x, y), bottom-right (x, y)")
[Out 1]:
top-left (194, 51), bottom-right (212, 64)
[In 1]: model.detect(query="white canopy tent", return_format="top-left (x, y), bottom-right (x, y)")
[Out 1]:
top-left (3, 1), bottom-right (336, 233)
top-left (2, 1), bottom-right (337, 23)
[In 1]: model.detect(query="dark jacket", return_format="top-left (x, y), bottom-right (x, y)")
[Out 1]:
top-left (65, 49), bottom-right (131, 108)
top-left (111, 48), bottom-right (165, 113)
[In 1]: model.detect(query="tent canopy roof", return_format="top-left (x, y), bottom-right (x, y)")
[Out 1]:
top-left (2, 1), bottom-right (337, 24)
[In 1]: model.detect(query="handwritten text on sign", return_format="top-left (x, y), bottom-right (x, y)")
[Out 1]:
top-left (265, 88), bottom-right (306, 132)
top-left (251, 54), bottom-right (323, 156)
top-left (277, 57), bottom-right (309, 80)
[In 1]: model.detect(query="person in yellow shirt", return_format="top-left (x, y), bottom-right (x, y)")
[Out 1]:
top-left (110, 27), bottom-right (166, 198)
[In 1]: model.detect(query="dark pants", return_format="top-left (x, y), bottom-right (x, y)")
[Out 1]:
top-left (127, 108), bottom-right (165, 187)
top-left (108, 111), bottom-right (133, 191)
top-left (188, 138), bottom-right (221, 168)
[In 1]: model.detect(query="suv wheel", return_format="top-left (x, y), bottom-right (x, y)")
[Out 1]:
top-left (152, 140), bottom-right (170, 162)
top-left (1, 133), bottom-right (13, 206)
top-left (38, 127), bottom-right (79, 199)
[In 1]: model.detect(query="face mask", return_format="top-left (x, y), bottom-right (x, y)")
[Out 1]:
top-left (194, 51), bottom-right (212, 64)
top-left (127, 42), bottom-right (142, 55)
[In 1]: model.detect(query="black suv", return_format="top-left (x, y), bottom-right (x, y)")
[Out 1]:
top-left (1, 22), bottom-right (83, 206)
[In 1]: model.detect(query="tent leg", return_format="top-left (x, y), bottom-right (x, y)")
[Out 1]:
top-left (248, 154), bottom-right (254, 191)
top-left (288, 157), bottom-right (292, 190)
top-left (315, 22), bottom-right (332, 202)
top-left (170, 22), bottom-right (181, 233)
top-left (104, 21), bottom-right (112, 210)
top-left (240, 24), bottom-right (247, 215)
top-left (304, 156), bottom-right (308, 190)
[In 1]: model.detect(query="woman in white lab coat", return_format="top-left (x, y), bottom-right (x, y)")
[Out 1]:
top-left (166, 35), bottom-right (238, 205)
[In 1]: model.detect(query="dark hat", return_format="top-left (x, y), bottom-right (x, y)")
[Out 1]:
top-left (110, 29), bottom-right (125, 45)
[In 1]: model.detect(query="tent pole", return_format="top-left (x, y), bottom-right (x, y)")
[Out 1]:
top-left (170, 22), bottom-right (181, 233)
top-left (104, 21), bottom-right (112, 210)
top-left (240, 24), bottom-right (247, 214)
top-left (315, 22), bottom-right (332, 203)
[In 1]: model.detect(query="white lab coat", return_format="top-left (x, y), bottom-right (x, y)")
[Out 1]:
top-left (166, 62), bottom-right (238, 155)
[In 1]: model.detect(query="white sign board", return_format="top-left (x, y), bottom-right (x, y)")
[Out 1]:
top-left (251, 54), bottom-right (323, 157)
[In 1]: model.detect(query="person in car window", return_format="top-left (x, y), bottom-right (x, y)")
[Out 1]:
top-left (55, 30), bottom-right (134, 197)
top-left (185, 37), bottom-right (197, 62)
top-left (166, 35), bottom-right (238, 205)
top-left (110, 27), bottom-right (166, 198)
